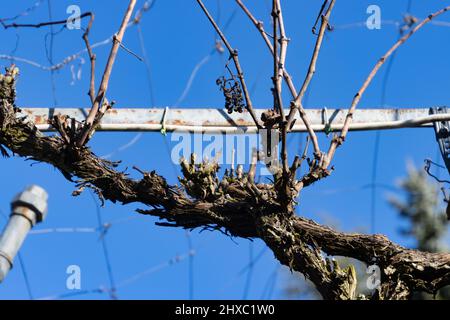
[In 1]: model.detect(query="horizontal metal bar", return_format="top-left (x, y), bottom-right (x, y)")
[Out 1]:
top-left (17, 107), bottom-right (448, 133)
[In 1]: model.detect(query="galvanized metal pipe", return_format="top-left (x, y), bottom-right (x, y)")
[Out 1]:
top-left (17, 107), bottom-right (449, 133)
top-left (0, 185), bottom-right (48, 283)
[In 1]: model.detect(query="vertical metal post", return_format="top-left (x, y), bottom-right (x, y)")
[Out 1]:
top-left (0, 185), bottom-right (48, 283)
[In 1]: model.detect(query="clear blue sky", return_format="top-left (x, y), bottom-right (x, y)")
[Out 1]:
top-left (0, 0), bottom-right (449, 300)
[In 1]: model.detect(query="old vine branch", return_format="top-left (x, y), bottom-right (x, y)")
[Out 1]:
top-left (0, 69), bottom-right (449, 299)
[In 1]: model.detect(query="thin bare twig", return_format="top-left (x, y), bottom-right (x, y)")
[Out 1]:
top-left (271, 0), bottom-right (288, 174)
top-left (235, 0), bottom-right (297, 99)
top-left (292, 0), bottom-right (334, 106)
top-left (271, 1), bottom-right (282, 117)
top-left (287, 0), bottom-right (336, 156)
top-left (118, 41), bottom-right (143, 61)
top-left (312, 0), bottom-right (329, 34)
top-left (0, 0), bottom-right (45, 28)
top-left (276, 0), bottom-right (289, 175)
top-left (290, 135), bottom-right (310, 180)
top-left (196, 0), bottom-right (262, 129)
top-left (82, 13), bottom-right (96, 104)
top-left (77, 0), bottom-right (137, 146)
top-left (322, 5), bottom-right (450, 169)
top-left (275, 0), bottom-right (288, 118)
top-left (2, 12), bottom-right (92, 29)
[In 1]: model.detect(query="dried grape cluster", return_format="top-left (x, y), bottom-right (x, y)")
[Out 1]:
top-left (216, 76), bottom-right (245, 114)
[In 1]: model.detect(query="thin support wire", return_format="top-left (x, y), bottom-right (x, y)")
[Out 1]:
top-left (260, 266), bottom-right (279, 299)
top-left (17, 253), bottom-right (34, 299)
top-left (89, 191), bottom-right (117, 299)
top-left (45, 0), bottom-right (57, 107)
top-left (186, 231), bottom-right (194, 300)
top-left (369, 0), bottom-right (411, 233)
top-left (242, 242), bottom-right (254, 299)
top-left (39, 248), bottom-right (192, 300)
